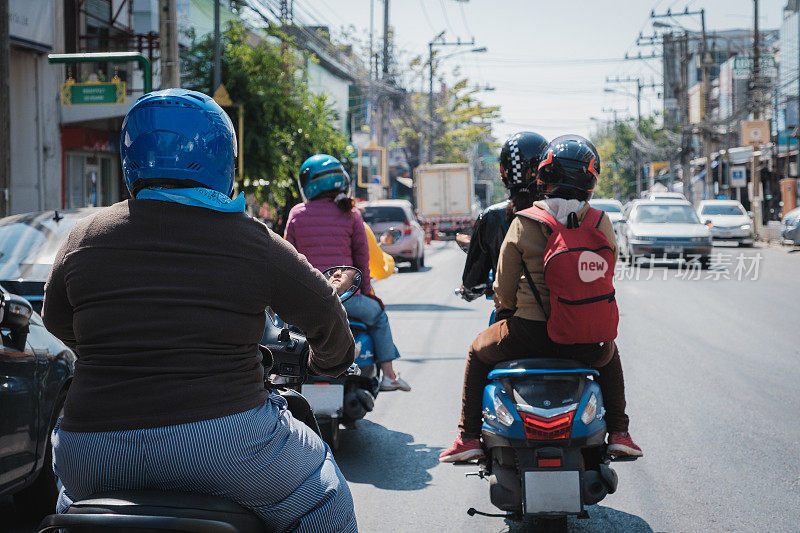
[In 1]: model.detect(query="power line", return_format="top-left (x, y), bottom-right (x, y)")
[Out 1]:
top-left (419, 0), bottom-right (436, 32)
top-left (438, 0), bottom-right (458, 38)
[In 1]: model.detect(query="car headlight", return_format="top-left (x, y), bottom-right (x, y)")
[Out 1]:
top-left (630, 234), bottom-right (656, 243)
top-left (691, 236), bottom-right (710, 242)
top-left (580, 393), bottom-right (598, 425)
top-left (740, 224), bottom-right (752, 230)
top-left (493, 394), bottom-right (515, 427)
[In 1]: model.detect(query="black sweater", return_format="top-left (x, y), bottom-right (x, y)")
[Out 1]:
top-left (43, 200), bottom-right (354, 432)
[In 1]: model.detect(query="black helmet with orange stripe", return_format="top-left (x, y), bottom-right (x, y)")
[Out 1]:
top-left (536, 134), bottom-right (599, 201)
top-left (499, 132), bottom-right (548, 191)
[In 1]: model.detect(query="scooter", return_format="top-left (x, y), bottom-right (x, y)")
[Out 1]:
top-left (467, 358), bottom-right (635, 532)
top-left (264, 304), bottom-right (381, 451)
top-left (37, 266), bottom-right (363, 533)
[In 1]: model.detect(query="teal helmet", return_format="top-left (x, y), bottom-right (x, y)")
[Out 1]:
top-left (299, 154), bottom-right (350, 201)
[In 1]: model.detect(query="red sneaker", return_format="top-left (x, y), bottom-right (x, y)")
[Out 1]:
top-left (607, 432), bottom-right (643, 457)
top-left (439, 436), bottom-right (484, 463)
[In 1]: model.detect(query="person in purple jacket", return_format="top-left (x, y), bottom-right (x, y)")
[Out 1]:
top-left (285, 154), bottom-right (411, 392)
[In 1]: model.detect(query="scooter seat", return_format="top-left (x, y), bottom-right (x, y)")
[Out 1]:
top-left (348, 320), bottom-right (368, 332)
top-left (65, 490), bottom-right (265, 532)
top-left (494, 358), bottom-right (589, 371)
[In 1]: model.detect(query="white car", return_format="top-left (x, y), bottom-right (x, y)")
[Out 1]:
top-left (696, 200), bottom-right (754, 247)
top-left (589, 198), bottom-right (624, 225)
top-left (359, 200), bottom-right (426, 271)
top-left (648, 192), bottom-right (687, 201)
top-left (617, 200), bottom-right (713, 266)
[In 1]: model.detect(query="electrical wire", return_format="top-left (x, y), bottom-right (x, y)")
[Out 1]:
top-left (438, 0), bottom-right (458, 38)
top-left (419, 0), bottom-right (436, 33)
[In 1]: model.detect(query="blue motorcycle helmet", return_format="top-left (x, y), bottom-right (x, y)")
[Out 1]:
top-left (120, 89), bottom-right (237, 198)
top-left (299, 154), bottom-right (350, 201)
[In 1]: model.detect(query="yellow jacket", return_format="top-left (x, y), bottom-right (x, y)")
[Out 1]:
top-left (364, 223), bottom-right (395, 280)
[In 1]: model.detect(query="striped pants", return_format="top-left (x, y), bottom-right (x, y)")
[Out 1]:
top-left (52, 394), bottom-right (357, 532)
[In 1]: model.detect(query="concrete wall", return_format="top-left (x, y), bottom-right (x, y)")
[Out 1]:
top-left (307, 61), bottom-right (350, 134)
top-left (8, 50), bottom-right (61, 214)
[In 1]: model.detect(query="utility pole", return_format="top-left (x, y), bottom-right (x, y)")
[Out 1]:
top-left (679, 32), bottom-right (692, 201)
top-left (605, 76), bottom-right (659, 196)
top-left (159, 0), bottom-right (180, 88)
top-left (428, 34), bottom-right (476, 163)
top-left (651, 7), bottom-right (713, 204)
top-left (752, 0), bottom-right (764, 234)
top-left (213, 0), bottom-right (221, 92)
top-left (0, 0), bottom-right (9, 217)
top-left (378, 0), bottom-right (389, 150)
top-left (379, 0), bottom-right (390, 197)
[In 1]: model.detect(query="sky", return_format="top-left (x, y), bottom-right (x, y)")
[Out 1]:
top-left (299, 0), bottom-right (788, 144)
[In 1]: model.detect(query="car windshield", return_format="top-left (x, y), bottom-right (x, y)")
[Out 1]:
top-left (700, 204), bottom-right (746, 216)
top-left (0, 212), bottom-right (85, 281)
top-left (590, 202), bottom-right (621, 213)
top-left (361, 206), bottom-right (407, 223)
top-left (633, 204), bottom-right (700, 224)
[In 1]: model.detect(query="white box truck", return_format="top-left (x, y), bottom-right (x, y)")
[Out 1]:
top-left (414, 163), bottom-right (475, 237)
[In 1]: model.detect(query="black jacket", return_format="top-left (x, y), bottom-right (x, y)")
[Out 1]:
top-left (461, 200), bottom-right (512, 296)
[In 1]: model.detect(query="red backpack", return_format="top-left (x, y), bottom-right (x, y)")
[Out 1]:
top-left (515, 205), bottom-right (618, 344)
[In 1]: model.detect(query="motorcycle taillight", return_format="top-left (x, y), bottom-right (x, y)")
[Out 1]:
top-left (518, 410), bottom-right (575, 440)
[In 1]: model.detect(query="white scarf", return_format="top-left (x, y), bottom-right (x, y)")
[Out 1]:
top-left (536, 198), bottom-right (586, 225)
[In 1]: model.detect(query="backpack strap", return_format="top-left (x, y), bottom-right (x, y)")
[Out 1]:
top-left (520, 257), bottom-right (549, 321)
top-left (582, 207), bottom-right (605, 229)
top-left (516, 205), bottom-right (559, 230)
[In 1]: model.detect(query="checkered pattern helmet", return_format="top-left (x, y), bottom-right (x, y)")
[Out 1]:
top-left (499, 132), bottom-right (549, 190)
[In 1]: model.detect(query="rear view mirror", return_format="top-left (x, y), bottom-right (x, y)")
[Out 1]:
top-left (747, 211), bottom-right (754, 218)
top-left (2, 295), bottom-right (32, 330)
top-left (322, 266), bottom-right (363, 303)
top-left (1, 294), bottom-right (32, 351)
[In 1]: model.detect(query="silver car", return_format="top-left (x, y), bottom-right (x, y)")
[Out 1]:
top-left (783, 207), bottom-right (800, 245)
top-left (617, 200), bottom-right (713, 267)
top-left (696, 200), bottom-right (754, 247)
top-left (359, 200), bottom-right (426, 271)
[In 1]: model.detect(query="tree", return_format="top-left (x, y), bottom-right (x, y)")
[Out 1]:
top-left (392, 55), bottom-right (499, 169)
top-left (591, 117), bottom-right (678, 200)
top-left (181, 22), bottom-right (352, 210)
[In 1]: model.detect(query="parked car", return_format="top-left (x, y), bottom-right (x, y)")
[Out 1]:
top-left (617, 200), bottom-right (713, 267)
top-left (648, 192), bottom-right (687, 201)
top-left (0, 208), bottom-right (102, 313)
top-left (696, 200), bottom-right (754, 247)
top-left (589, 198), bottom-right (625, 225)
top-left (783, 206), bottom-right (800, 245)
top-left (359, 200), bottom-right (426, 271)
top-left (0, 290), bottom-right (75, 520)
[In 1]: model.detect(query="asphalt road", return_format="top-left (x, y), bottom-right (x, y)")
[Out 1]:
top-left (5, 240), bottom-right (799, 532)
top-left (335, 240), bottom-right (800, 533)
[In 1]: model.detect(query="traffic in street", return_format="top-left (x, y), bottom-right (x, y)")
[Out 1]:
top-left (4, 1), bottom-right (800, 532)
top-left (339, 240), bottom-right (800, 532)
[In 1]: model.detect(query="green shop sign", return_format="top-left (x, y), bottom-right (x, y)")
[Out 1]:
top-left (60, 79), bottom-right (126, 105)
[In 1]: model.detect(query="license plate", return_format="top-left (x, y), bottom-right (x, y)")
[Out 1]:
top-left (664, 245), bottom-right (683, 254)
top-left (301, 384), bottom-right (344, 417)
top-left (523, 470), bottom-right (582, 514)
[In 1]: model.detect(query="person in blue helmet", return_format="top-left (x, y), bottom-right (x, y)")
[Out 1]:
top-left (284, 155), bottom-right (411, 392)
top-left (42, 89), bottom-right (358, 532)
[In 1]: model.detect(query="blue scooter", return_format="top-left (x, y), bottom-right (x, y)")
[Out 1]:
top-left (455, 238), bottom-right (635, 530)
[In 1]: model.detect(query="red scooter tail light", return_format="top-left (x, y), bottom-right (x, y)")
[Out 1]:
top-left (519, 411), bottom-right (575, 440)
top-left (537, 458), bottom-right (562, 468)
